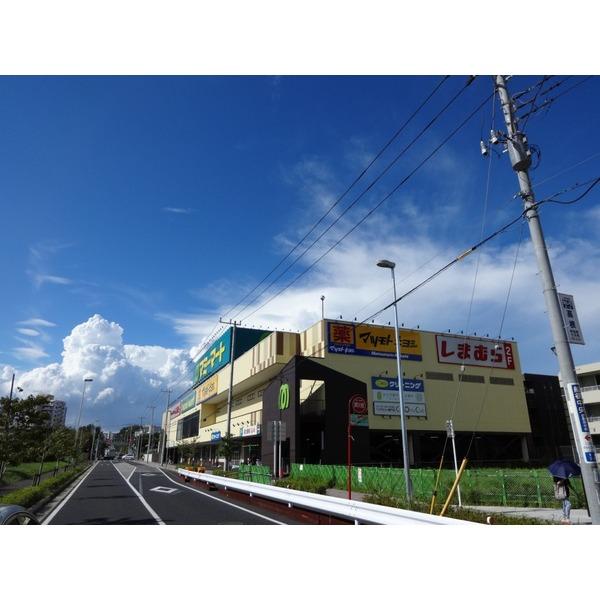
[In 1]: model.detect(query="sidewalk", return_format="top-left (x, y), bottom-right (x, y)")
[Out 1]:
top-left (324, 488), bottom-right (591, 524)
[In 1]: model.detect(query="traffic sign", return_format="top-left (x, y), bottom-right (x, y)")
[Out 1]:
top-left (350, 394), bottom-right (367, 415)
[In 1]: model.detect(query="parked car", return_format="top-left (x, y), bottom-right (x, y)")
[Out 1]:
top-left (122, 454), bottom-right (135, 460)
top-left (0, 505), bottom-right (40, 525)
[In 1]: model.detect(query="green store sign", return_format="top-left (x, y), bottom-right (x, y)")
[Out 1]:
top-left (278, 383), bottom-right (290, 410)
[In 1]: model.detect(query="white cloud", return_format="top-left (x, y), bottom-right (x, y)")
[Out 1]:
top-left (1, 314), bottom-right (192, 430)
top-left (162, 206), bottom-right (194, 214)
top-left (18, 318), bottom-right (57, 328)
top-left (16, 328), bottom-right (40, 337)
top-left (32, 274), bottom-right (72, 286)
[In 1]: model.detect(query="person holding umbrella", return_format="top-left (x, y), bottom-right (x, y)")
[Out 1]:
top-left (548, 459), bottom-right (581, 524)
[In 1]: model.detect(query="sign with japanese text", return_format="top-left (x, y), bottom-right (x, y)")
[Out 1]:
top-left (567, 384), bottom-right (596, 463)
top-left (180, 391), bottom-right (196, 414)
top-left (558, 293), bottom-right (585, 345)
top-left (240, 424), bottom-right (261, 437)
top-left (197, 373), bottom-right (219, 404)
top-left (371, 376), bottom-right (427, 417)
top-left (193, 328), bottom-right (232, 385)
top-left (211, 431), bottom-right (221, 442)
top-left (327, 322), bottom-right (422, 361)
top-left (169, 403), bottom-right (181, 417)
top-left (435, 335), bottom-right (515, 370)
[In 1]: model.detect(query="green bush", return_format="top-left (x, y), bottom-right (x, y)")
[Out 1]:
top-left (0, 465), bottom-right (86, 508)
top-left (275, 475), bottom-right (334, 495)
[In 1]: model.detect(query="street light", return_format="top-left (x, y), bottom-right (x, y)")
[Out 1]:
top-left (74, 378), bottom-right (93, 454)
top-left (377, 259), bottom-right (413, 502)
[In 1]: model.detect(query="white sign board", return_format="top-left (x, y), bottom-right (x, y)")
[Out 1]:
top-left (558, 293), bottom-right (585, 345)
top-left (371, 376), bottom-right (427, 417)
top-left (566, 384), bottom-right (596, 463)
top-left (435, 335), bottom-right (515, 369)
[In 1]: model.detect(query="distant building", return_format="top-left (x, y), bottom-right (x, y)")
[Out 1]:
top-left (40, 399), bottom-right (67, 428)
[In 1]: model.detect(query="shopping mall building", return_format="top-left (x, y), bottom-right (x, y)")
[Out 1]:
top-left (164, 319), bottom-right (534, 470)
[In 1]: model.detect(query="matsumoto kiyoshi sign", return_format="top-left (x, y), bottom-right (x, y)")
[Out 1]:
top-left (194, 328), bottom-right (232, 385)
top-left (435, 335), bottom-right (515, 370)
top-left (371, 376), bottom-right (427, 417)
top-left (327, 322), bottom-right (422, 361)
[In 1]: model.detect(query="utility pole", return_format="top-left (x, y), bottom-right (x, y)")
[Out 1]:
top-left (147, 405), bottom-right (155, 462)
top-left (219, 318), bottom-right (238, 471)
top-left (137, 416), bottom-right (144, 460)
top-left (160, 389), bottom-right (172, 466)
top-left (494, 75), bottom-right (600, 524)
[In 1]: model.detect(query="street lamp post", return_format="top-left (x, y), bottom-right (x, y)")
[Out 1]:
top-left (74, 378), bottom-right (93, 456)
top-left (377, 259), bottom-right (413, 502)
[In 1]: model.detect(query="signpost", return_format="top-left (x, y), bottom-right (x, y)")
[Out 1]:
top-left (347, 394), bottom-right (367, 500)
top-left (267, 420), bottom-right (286, 478)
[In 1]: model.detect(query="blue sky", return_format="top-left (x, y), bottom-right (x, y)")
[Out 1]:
top-left (1, 75), bottom-right (600, 429)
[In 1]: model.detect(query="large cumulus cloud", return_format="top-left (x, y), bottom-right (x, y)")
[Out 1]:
top-left (1, 315), bottom-right (192, 430)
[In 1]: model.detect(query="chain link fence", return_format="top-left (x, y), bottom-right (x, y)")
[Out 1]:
top-left (288, 463), bottom-right (586, 508)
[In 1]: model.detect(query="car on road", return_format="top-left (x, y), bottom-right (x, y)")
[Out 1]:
top-left (101, 455), bottom-right (115, 460)
top-left (0, 505), bottom-right (40, 525)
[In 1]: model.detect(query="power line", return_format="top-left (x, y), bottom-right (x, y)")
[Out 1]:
top-left (535, 175), bottom-right (600, 207)
top-left (238, 88), bottom-right (493, 323)
top-left (221, 76), bottom-right (451, 320)
top-left (229, 77), bottom-right (475, 322)
top-left (517, 76), bottom-right (593, 121)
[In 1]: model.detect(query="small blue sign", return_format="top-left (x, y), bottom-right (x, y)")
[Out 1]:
top-left (572, 384), bottom-right (590, 433)
top-left (211, 431), bottom-right (221, 442)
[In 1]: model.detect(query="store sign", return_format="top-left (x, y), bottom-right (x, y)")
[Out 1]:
top-left (435, 335), bottom-right (515, 370)
top-left (558, 293), bottom-right (585, 345)
top-left (240, 424), bottom-right (261, 437)
top-left (197, 373), bottom-right (219, 404)
top-left (169, 403), bottom-right (181, 417)
top-left (211, 431), bottom-right (222, 441)
top-left (193, 328), bottom-right (232, 385)
top-left (180, 391), bottom-right (196, 414)
top-left (278, 383), bottom-right (290, 410)
top-left (327, 322), bottom-right (422, 361)
top-left (371, 376), bottom-right (427, 417)
top-left (567, 384), bottom-right (596, 463)
top-left (350, 414), bottom-right (368, 427)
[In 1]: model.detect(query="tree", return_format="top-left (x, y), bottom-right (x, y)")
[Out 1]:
top-left (217, 433), bottom-right (238, 467)
top-left (0, 393), bottom-right (53, 477)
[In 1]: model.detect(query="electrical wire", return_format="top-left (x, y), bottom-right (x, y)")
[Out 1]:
top-left (520, 76), bottom-right (550, 131)
top-left (239, 89), bottom-right (494, 324)
top-left (221, 76), bottom-right (451, 320)
top-left (230, 76), bottom-right (477, 322)
top-left (534, 176), bottom-right (600, 206)
top-left (531, 151), bottom-right (600, 189)
top-left (518, 76), bottom-right (593, 121)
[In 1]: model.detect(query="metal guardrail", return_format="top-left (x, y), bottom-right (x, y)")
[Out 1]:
top-left (177, 468), bottom-right (478, 525)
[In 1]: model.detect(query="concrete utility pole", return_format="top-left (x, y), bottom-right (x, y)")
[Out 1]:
top-left (495, 75), bottom-right (600, 524)
top-left (160, 388), bottom-right (172, 466)
top-left (220, 319), bottom-right (237, 471)
top-left (147, 405), bottom-right (156, 462)
top-left (136, 416), bottom-right (144, 460)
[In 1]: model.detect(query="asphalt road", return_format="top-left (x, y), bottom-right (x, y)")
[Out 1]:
top-left (44, 460), bottom-right (298, 525)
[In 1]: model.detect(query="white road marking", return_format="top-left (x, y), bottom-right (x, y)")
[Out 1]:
top-left (111, 462), bottom-right (165, 525)
top-left (156, 467), bottom-right (286, 525)
top-left (43, 461), bottom-right (99, 525)
top-left (150, 486), bottom-right (177, 494)
top-left (127, 466), bottom-right (136, 482)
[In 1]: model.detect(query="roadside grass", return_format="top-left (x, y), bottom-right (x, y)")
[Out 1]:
top-left (0, 461), bottom-right (69, 486)
top-left (0, 464), bottom-right (87, 508)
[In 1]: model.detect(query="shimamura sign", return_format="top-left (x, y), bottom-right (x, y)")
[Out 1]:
top-left (327, 322), bottom-right (422, 361)
top-left (194, 328), bottom-right (232, 385)
top-left (435, 335), bottom-right (515, 370)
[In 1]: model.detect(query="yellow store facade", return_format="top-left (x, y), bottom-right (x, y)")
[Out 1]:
top-left (165, 319), bottom-right (532, 469)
